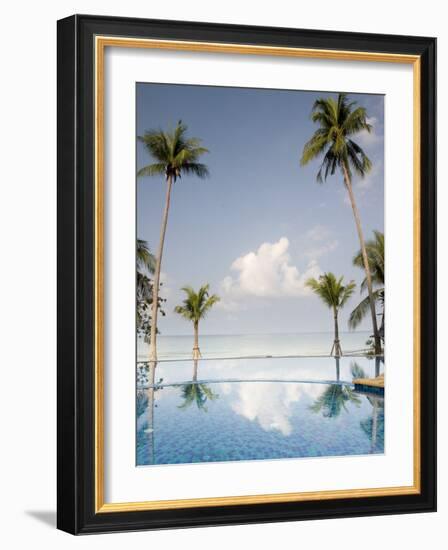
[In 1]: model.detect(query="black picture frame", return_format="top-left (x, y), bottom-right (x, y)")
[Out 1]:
top-left (57, 14), bottom-right (436, 534)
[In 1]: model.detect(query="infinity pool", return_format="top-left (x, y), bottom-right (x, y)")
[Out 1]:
top-left (136, 356), bottom-right (384, 466)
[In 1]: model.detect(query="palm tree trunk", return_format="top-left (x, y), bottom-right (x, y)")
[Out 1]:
top-left (192, 320), bottom-right (201, 360)
top-left (375, 355), bottom-right (381, 378)
top-left (148, 174), bottom-right (173, 380)
top-left (342, 162), bottom-right (381, 355)
top-left (192, 359), bottom-right (198, 382)
top-left (145, 387), bottom-right (155, 464)
top-left (333, 310), bottom-right (342, 357)
top-left (335, 356), bottom-right (340, 382)
top-left (370, 396), bottom-right (379, 453)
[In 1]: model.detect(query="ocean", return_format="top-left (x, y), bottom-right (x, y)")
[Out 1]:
top-left (137, 331), bottom-right (373, 362)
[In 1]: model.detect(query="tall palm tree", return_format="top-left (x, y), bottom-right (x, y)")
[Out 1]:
top-left (174, 284), bottom-right (220, 359)
top-left (300, 93), bottom-right (381, 354)
top-left (138, 121), bottom-right (209, 371)
top-left (306, 273), bottom-right (356, 356)
top-left (349, 230), bottom-right (384, 341)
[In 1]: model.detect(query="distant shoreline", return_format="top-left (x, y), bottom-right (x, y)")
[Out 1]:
top-left (146, 330), bottom-right (372, 339)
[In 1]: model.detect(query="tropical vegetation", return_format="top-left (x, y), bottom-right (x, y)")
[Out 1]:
top-left (138, 121), bottom-right (209, 365)
top-left (174, 284), bottom-right (220, 359)
top-left (360, 395), bottom-right (384, 452)
top-left (349, 230), bottom-right (384, 342)
top-left (178, 383), bottom-right (219, 412)
top-left (306, 273), bottom-right (356, 356)
top-left (136, 238), bottom-right (165, 342)
top-left (310, 384), bottom-right (361, 418)
top-left (300, 93), bottom-right (382, 354)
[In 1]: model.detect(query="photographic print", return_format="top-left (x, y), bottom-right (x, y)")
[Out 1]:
top-left (136, 83), bottom-right (385, 467)
top-left (57, 16), bottom-right (436, 533)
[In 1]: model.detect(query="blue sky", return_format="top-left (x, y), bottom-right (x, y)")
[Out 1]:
top-left (136, 83), bottom-right (384, 336)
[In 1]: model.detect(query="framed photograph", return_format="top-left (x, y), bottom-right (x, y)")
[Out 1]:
top-left (57, 14), bottom-right (436, 534)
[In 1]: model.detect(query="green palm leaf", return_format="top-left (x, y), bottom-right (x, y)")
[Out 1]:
top-left (300, 93), bottom-right (372, 182)
top-left (305, 273), bottom-right (356, 310)
top-left (136, 239), bottom-right (155, 274)
top-left (350, 231), bottom-right (385, 331)
top-left (137, 121), bottom-right (209, 367)
top-left (138, 120), bottom-right (209, 182)
top-left (174, 284), bottom-right (220, 323)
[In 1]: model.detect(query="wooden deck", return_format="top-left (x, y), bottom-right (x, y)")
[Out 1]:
top-left (353, 374), bottom-right (384, 394)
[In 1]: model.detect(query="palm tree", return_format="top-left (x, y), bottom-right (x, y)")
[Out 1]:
top-left (350, 361), bottom-right (368, 380)
top-left (310, 384), bottom-right (361, 418)
top-left (138, 121), bottom-right (209, 370)
top-left (178, 383), bottom-right (219, 412)
top-left (360, 395), bottom-right (384, 453)
top-left (174, 284), bottom-right (220, 359)
top-left (306, 273), bottom-right (356, 356)
top-left (300, 93), bottom-right (381, 355)
top-left (349, 230), bottom-right (384, 341)
top-left (136, 238), bottom-right (155, 306)
top-left (137, 238), bottom-right (156, 274)
top-left (136, 239), bottom-right (165, 344)
top-left (136, 387), bottom-right (156, 465)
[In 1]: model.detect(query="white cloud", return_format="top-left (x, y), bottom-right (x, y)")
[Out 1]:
top-left (304, 224), bottom-right (330, 242)
top-left (220, 237), bottom-right (320, 305)
top-left (303, 240), bottom-right (338, 260)
top-left (230, 378), bottom-right (322, 436)
top-left (232, 382), bottom-right (300, 435)
top-left (301, 225), bottom-right (338, 260)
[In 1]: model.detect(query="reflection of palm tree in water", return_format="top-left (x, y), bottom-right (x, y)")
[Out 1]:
top-left (350, 360), bottom-right (383, 380)
top-left (375, 355), bottom-right (384, 377)
top-left (178, 359), bottom-right (218, 411)
top-left (137, 386), bottom-right (156, 464)
top-left (310, 357), bottom-right (361, 418)
top-left (350, 361), bottom-right (384, 452)
top-left (192, 358), bottom-right (198, 382)
top-left (310, 382), bottom-right (361, 419)
top-left (178, 383), bottom-right (218, 412)
top-left (360, 395), bottom-right (384, 453)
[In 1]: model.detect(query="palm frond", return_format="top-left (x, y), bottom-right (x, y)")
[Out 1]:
top-left (174, 284), bottom-right (220, 323)
top-left (137, 163), bottom-right (166, 178)
top-left (300, 133), bottom-right (329, 166)
top-left (180, 162), bottom-right (210, 178)
top-left (348, 288), bottom-right (383, 329)
top-left (136, 239), bottom-right (156, 274)
top-left (300, 93), bottom-right (374, 185)
top-left (339, 280), bottom-right (357, 307)
top-left (138, 130), bottom-right (171, 163)
top-left (348, 294), bottom-right (372, 329)
top-left (137, 121), bottom-right (209, 181)
top-left (347, 140), bottom-right (372, 177)
top-left (353, 230), bottom-right (384, 291)
top-left (350, 362), bottom-right (367, 379)
top-left (343, 107), bottom-right (372, 135)
top-left (306, 273), bottom-right (356, 312)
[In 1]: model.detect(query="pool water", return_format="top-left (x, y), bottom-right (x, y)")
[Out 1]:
top-left (136, 356), bottom-right (384, 466)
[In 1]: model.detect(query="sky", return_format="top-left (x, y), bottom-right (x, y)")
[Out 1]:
top-left (136, 83), bottom-right (384, 336)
